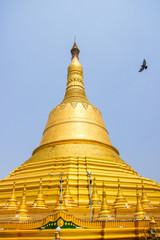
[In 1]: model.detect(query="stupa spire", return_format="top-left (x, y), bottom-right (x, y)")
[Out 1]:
top-left (5, 182), bottom-right (18, 210)
top-left (38, 41), bottom-right (113, 150)
top-left (92, 177), bottom-right (101, 207)
top-left (71, 39), bottom-right (80, 59)
top-left (141, 180), bottom-right (152, 208)
top-left (98, 182), bottom-right (112, 220)
top-left (31, 178), bottom-right (47, 209)
top-left (134, 186), bottom-right (146, 220)
top-left (112, 179), bottom-right (130, 209)
top-left (62, 41), bottom-right (89, 104)
top-left (14, 182), bottom-right (31, 221)
top-left (63, 176), bottom-right (76, 208)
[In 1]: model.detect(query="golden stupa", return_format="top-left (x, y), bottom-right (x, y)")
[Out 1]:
top-left (0, 42), bottom-right (159, 239)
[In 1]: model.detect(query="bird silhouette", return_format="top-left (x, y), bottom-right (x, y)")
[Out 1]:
top-left (139, 59), bottom-right (148, 72)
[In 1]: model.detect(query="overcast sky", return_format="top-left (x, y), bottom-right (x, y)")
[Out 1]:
top-left (0, 0), bottom-right (160, 184)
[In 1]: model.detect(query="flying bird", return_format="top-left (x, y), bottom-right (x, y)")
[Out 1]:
top-left (139, 59), bottom-right (148, 72)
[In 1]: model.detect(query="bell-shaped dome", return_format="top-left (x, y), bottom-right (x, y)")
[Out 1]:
top-left (39, 42), bottom-right (113, 151)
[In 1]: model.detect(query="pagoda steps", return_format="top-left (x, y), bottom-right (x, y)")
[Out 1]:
top-left (10, 162), bottom-right (134, 177)
top-left (0, 171), bottom-right (159, 192)
top-left (10, 156), bottom-right (134, 172)
top-left (8, 166), bottom-right (137, 179)
top-left (7, 155), bottom-right (139, 180)
top-left (0, 151), bottom-right (159, 207)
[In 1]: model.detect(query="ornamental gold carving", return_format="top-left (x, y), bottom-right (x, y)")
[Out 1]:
top-left (57, 218), bottom-right (64, 227)
top-left (60, 103), bottom-right (66, 110)
top-left (70, 102), bottom-right (77, 109)
top-left (82, 103), bottom-right (88, 110)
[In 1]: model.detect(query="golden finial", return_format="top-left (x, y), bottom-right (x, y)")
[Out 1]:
top-left (113, 179), bottom-right (130, 209)
top-left (62, 41), bottom-right (88, 104)
top-left (63, 176), bottom-right (76, 208)
top-left (64, 176), bottom-right (70, 196)
top-left (141, 180), bottom-right (152, 208)
top-left (71, 38), bottom-right (80, 59)
top-left (134, 186), bottom-right (146, 220)
top-left (14, 182), bottom-right (31, 221)
top-left (98, 182), bottom-right (113, 220)
top-left (31, 178), bottom-right (47, 209)
top-left (5, 182), bottom-right (18, 210)
top-left (92, 177), bottom-right (101, 207)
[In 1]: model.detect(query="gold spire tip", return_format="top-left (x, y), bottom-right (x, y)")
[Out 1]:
top-left (71, 39), bottom-right (80, 59)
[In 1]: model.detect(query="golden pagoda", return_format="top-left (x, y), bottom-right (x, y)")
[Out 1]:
top-left (98, 183), bottom-right (113, 220)
top-left (0, 42), bottom-right (159, 239)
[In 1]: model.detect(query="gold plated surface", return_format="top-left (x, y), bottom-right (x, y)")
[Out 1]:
top-left (134, 187), bottom-right (146, 220)
top-left (0, 42), bottom-right (159, 239)
top-left (39, 42), bottom-right (112, 149)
